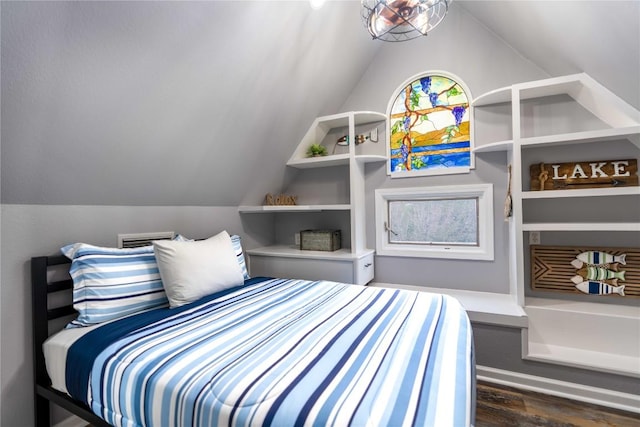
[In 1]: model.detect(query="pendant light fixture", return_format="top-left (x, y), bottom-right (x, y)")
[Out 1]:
top-left (361, 0), bottom-right (451, 42)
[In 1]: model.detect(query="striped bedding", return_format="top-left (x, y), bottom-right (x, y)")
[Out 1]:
top-left (65, 277), bottom-right (475, 427)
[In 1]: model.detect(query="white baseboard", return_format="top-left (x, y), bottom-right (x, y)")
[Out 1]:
top-left (477, 365), bottom-right (640, 414)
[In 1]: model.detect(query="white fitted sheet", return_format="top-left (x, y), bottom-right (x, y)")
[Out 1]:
top-left (43, 324), bottom-right (100, 394)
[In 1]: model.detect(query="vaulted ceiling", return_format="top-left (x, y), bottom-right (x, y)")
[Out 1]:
top-left (457, 0), bottom-right (639, 108)
top-left (1, 1), bottom-right (638, 206)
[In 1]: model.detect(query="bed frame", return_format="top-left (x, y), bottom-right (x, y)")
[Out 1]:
top-left (31, 255), bottom-right (112, 427)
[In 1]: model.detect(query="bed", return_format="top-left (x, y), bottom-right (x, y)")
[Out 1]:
top-left (32, 232), bottom-right (476, 427)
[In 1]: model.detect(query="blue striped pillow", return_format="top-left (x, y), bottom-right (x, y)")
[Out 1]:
top-left (61, 243), bottom-right (169, 328)
top-left (230, 234), bottom-right (250, 280)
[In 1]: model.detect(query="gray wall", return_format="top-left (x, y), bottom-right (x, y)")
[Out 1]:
top-left (1, 1), bottom-right (639, 425)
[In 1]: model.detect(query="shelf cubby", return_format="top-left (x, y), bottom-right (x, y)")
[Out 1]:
top-left (241, 111), bottom-right (387, 285)
top-left (473, 73), bottom-right (640, 377)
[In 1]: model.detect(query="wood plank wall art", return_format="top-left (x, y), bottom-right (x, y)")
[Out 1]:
top-left (531, 245), bottom-right (639, 298)
top-left (530, 159), bottom-right (638, 191)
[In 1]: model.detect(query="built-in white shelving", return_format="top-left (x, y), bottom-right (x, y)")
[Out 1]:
top-left (521, 186), bottom-right (640, 199)
top-left (286, 154), bottom-right (350, 169)
top-left (524, 298), bottom-right (640, 378)
top-left (520, 126), bottom-right (640, 148)
top-left (372, 282), bottom-right (527, 328)
top-left (471, 87), bottom-right (511, 106)
top-left (471, 140), bottom-right (513, 153)
top-left (471, 125), bottom-right (640, 153)
top-left (238, 204), bottom-right (351, 213)
top-left (354, 154), bottom-right (387, 164)
top-left (240, 111), bottom-right (387, 285)
top-left (521, 223), bottom-right (640, 232)
top-left (472, 73), bottom-right (640, 377)
top-left (286, 153), bottom-right (387, 169)
top-left (248, 245), bottom-right (370, 261)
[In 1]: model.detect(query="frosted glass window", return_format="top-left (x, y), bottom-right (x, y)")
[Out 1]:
top-left (375, 184), bottom-right (494, 260)
top-left (388, 198), bottom-right (478, 246)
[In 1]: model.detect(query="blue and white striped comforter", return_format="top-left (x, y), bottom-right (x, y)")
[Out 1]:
top-left (66, 277), bottom-right (475, 427)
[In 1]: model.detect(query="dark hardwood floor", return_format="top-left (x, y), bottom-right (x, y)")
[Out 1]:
top-left (80, 381), bottom-right (640, 426)
top-left (476, 381), bottom-right (640, 427)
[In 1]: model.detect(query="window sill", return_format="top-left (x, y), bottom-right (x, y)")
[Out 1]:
top-left (370, 282), bottom-right (527, 328)
top-left (375, 248), bottom-right (495, 261)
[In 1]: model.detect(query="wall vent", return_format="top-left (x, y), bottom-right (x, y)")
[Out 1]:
top-left (117, 231), bottom-right (175, 248)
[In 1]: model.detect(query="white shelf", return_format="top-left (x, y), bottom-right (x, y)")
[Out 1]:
top-left (473, 74), bottom-right (640, 376)
top-left (244, 111), bottom-right (384, 285)
top-left (525, 343), bottom-right (640, 378)
top-left (524, 298), bottom-right (640, 377)
top-left (287, 111), bottom-right (387, 168)
top-left (238, 204), bottom-right (351, 213)
top-left (520, 125), bottom-right (640, 148)
top-left (371, 282), bottom-right (527, 328)
top-left (287, 154), bottom-right (350, 169)
top-left (353, 111), bottom-right (387, 125)
top-left (247, 245), bottom-right (373, 261)
top-left (287, 154), bottom-right (387, 169)
top-left (472, 128), bottom-right (639, 153)
top-left (311, 111), bottom-right (385, 128)
top-left (355, 154), bottom-right (387, 164)
top-left (517, 74), bottom-right (584, 100)
top-left (315, 113), bottom-right (349, 129)
top-left (471, 86), bottom-right (511, 106)
top-left (472, 140), bottom-right (513, 153)
top-left (522, 222), bottom-right (640, 232)
top-left (522, 186), bottom-right (640, 199)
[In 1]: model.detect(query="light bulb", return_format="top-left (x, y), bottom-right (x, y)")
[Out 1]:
top-left (309, 0), bottom-right (326, 10)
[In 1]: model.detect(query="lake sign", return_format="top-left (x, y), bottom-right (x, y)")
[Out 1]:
top-left (530, 159), bottom-right (638, 191)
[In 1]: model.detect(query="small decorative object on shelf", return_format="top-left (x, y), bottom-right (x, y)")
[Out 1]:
top-left (264, 193), bottom-right (298, 206)
top-left (530, 159), bottom-right (638, 191)
top-left (300, 229), bottom-right (341, 251)
top-left (306, 143), bottom-right (328, 157)
top-left (531, 245), bottom-right (638, 298)
top-left (333, 134), bottom-right (370, 154)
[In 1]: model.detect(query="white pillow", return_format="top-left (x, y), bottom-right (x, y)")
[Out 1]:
top-left (153, 230), bottom-right (244, 308)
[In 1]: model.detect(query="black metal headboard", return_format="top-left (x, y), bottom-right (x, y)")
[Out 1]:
top-left (31, 255), bottom-right (73, 388)
top-left (31, 255), bottom-right (111, 427)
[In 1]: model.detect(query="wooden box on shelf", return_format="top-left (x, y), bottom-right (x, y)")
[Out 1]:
top-left (300, 230), bottom-right (341, 252)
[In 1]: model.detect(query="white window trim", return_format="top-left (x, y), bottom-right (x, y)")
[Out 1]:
top-left (375, 184), bottom-right (494, 261)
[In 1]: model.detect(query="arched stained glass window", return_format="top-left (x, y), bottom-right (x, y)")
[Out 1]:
top-left (387, 71), bottom-right (473, 178)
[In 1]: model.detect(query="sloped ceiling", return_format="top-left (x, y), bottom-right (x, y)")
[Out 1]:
top-left (457, 0), bottom-right (640, 108)
top-left (0, 1), bottom-right (380, 206)
top-left (1, 1), bottom-right (638, 206)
